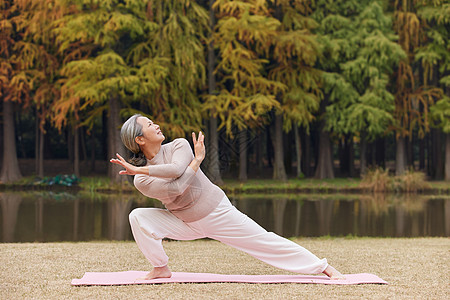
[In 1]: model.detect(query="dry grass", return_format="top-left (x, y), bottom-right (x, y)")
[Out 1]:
top-left (1, 238), bottom-right (449, 299)
top-left (360, 169), bottom-right (431, 193)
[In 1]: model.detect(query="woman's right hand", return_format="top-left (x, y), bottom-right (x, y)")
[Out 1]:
top-left (192, 131), bottom-right (205, 162)
top-left (110, 153), bottom-right (139, 175)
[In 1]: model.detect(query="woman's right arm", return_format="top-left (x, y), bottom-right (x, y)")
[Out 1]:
top-left (134, 132), bottom-right (205, 199)
top-left (111, 132), bottom-right (205, 177)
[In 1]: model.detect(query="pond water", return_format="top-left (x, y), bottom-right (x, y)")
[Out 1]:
top-left (1, 191), bottom-right (449, 242)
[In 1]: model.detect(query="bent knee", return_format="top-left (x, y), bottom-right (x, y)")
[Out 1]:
top-left (129, 208), bottom-right (145, 224)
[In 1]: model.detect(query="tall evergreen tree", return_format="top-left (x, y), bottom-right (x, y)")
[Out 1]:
top-left (391, 0), bottom-right (442, 175)
top-left (52, 0), bottom-right (144, 182)
top-left (205, 0), bottom-right (224, 185)
top-left (0, 0), bottom-right (55, 181)
top-left (313, 1), bottom-right (405, 176)
top-left (52, 0), bottom-right (209, 182)
top-left (419, 1), bottom-right (450, 180)
top-left (268, 0), bottom-right (322, 180)
top-left (20, 0), bottom-right (60, 178)
top-left (0, 1), bottom-right (23, 183)
top-left (203, 0), bottom-right (285, 180)
top-left (310, 0), bottom-right (364, 178)
top-left (309, 0), bottom-right (406, 177)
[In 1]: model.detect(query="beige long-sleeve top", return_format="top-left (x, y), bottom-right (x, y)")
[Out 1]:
top-left (134, 138), bottom-right (225, 222)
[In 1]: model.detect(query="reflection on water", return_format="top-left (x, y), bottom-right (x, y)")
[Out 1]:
top-left (0, 192), bottom-right (449, 242)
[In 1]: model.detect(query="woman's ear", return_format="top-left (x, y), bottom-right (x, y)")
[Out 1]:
top-left (135, 135), bottom-right (144, 146)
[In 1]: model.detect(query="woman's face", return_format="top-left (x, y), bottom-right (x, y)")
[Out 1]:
top-left (135, 116), bottom-right (165, 147)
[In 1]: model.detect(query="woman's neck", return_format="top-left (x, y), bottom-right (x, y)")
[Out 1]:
top-left (142, 143), bottom-right (162, 161)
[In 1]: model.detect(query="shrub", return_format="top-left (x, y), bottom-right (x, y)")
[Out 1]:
top-left (359, 168), bottom-right (392, 193)
top-left (394, 170), bottom-right (430, 193)
top-left (360, 168), bottom-right (430, 193)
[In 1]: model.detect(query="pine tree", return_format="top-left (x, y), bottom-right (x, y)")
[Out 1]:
top-left (203, 0), bottom-right (285, 181)
top-left (52, 0), bottom-right (210, 181)
top-left (52, 0), bottom-right (145, 182)
top-left (391, 0), bottom-right (442, 175)
top-left (0, 1), bottom-right (23, 183)
top-left (203, 0), bottom-right (224, 185)
top-left (268, 0), bottom-right (322, 180)
top-left (0, 0), bottom-right (55, 181)
top-left (19, 0), bottom-right (60, 177)
top-left (311, 0), bottom-right (404, 177)
top-left (419, 1), bottom-right (450, 180)
top-left (310, 0), bottom-right (364, 179)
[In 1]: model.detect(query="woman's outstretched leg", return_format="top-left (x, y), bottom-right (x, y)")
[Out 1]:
top-left (193, 197), bottom-right (340, 276)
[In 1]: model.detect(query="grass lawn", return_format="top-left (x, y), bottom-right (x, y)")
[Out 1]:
top-left (1, 238), bottom-right (448, 299)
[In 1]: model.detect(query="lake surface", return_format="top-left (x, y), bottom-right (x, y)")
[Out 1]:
top-left (1, 191), bottom-right (449, 242)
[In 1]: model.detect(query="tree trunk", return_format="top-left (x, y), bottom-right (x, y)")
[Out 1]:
top-left (80, 127), bottom-right (87, 161)
top-left (107, 97), bottom-right (125, 183)
top-left (339, 134), bottom-right (354, 177)
top-left (272, 114), bottom-right (287, 181)
top-left (0, 103), bottom-right (2, 167)
top-left (37, 128), bottom-right (44, 178)
top-left (33, 111), bottom-right (44, 177)
top-left (206, 0), bottom-right (223, 185)
top-left (266, 125), bottom-right (273, 168)
top-left (419, 136), bottom-right (425, 171)
top-left (35, 113), bottom-right (39, 174)
top-left (426, 133), bottom-right (432, 177)
top-left (445, 133), bottom-right (450, 181)
top-left (302, 130), bottom-right (312, 177)
top-left (314, 124), bottom-right (334, 179)
top-left (395, 135), bottom-right (407, 175)
top-left (255, 133), bottom-right (263, 171)
top-left (74, 127), bottom-right (80, 177)
top-left (90, 132), bottom-right (96, 172)
top-left (207, 117), bottom-right (223, 185)
top-left (238, 129), bottom-right (247, 181)
top-left (433, 129), bottom-right (444, 180)
top-left (360, 135), bottom-right (368, 176)
top-left (284, 130), bottom-right (293, 175)
top-left (349, 136), bottom-right (355, 177)
top-left (294, 126), bottom-right (302, 178)
top-left (406, 135), bottom-right (414, 169)
top-left (375, 137), bottom-right (386, 169)
top-left (0, 101), bottom-right (22, 183)
top-left (68, 127), bottom-right (74, 162)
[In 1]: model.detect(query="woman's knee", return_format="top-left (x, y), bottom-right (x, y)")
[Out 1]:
top-left (129, 208), bottom-right (145, 225)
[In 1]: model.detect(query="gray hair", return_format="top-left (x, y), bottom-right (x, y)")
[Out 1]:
top-left (120, 114), bottom-right (147, 166)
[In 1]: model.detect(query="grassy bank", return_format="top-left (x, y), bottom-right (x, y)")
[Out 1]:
top-left (0, 176), bottom-right (450, 194)
top-left (1, 238), bottom-right (448, 299)
top-left (1, 176), bottom-right (450, 195)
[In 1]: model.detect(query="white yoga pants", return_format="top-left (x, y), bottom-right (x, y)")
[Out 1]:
top-left (129, 196), bottom-right (328, 274)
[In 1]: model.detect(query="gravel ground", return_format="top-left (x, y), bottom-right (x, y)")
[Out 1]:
top-left (1, 238), bottom-right (449, 299)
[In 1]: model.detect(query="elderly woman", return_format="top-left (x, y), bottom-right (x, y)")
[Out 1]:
top-left (110, 114), bottom-right (345, 280)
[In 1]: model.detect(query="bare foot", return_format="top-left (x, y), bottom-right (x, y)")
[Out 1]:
top-left (323, 265), bottom-right (346, 280)
top-left (142, 265), bottom-right (172, 280)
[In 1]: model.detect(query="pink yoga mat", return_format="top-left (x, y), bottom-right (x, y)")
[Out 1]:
top-left (71, 271), bottom-right (388, 286)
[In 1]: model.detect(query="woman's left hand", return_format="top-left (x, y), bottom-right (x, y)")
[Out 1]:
top-left (110, 153), bottom-right (138, 175)
top-left (192, 131), bottom-right (205, 162)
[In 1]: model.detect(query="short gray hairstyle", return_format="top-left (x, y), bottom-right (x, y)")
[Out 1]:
top-left (120, 114), bottom-right (147, 166)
